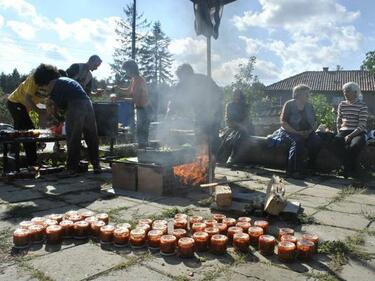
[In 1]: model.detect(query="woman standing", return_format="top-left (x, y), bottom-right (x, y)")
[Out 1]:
top-left (335, 82), bottom-right (368, 178)
top-left (7, 64), bottom-right (60, 166)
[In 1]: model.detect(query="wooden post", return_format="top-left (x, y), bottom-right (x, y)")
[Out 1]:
top-left (206, 35), bottom-right (213, 183)
top-left (206, 36), bottom-right (212, 78)
top-left (131, 0), bottom-right (136, 60)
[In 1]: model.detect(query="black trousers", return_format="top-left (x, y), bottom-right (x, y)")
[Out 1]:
top-left (334, 130), bottom-right (366, 173)
top-left (6, 101), bottom-right (37, 166)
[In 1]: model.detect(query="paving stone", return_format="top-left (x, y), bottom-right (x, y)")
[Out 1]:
top-left (105, 189), bottom-right (163, 204)
top-left (60, 191), bottom-right (111, 205)
top-left (116, 204), bottom-right (166, 222)
top-left (150, 196), bottom-right (197, 210)
top-left (31, 204), bottom-right (80, 217)
top-left (313, 210), bottom-right (370, 230)
top-left (297, 185), bottom-right (340, 198)
top-left (339, 259), bottom-right (375, 281)
top-left (27, 243), bottom-right (126, 281)
top-left (300, 224), bottom-right (357, 242)
top-left (0, 265), bottom-right (37, 281)
top-left (143, 253), bottom-right (205, 280)
top-left (231, 262), bottom-right (309, 281)
top-left (3, 199), bottom-right (67, 219)
top-left (346, 194), bottom-right (375, 206)
top-left (326, 200), bottom-right (372, 214)
top-left (81, 196), bottom-right (138, 212)
top-left (33, 179), bottom-right (102, 196)
top-left (361, 234), bottom-right (375, 254)
top-left (92, 265), bottom-right (173, 281)
top-left (287, 194), bottom-right (331, 209)
top-left (0, 189), bottom-right (44, 203)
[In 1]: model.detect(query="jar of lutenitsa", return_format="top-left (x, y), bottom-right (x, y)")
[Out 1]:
top-left (160, 235), bottom-right (177, 256)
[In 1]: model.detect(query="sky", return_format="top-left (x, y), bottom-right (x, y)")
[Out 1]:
top-left (0, 0), bottom-right (374, 86)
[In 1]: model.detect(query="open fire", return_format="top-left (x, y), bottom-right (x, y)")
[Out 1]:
top-left (173, 154), bottom-right (209, 186)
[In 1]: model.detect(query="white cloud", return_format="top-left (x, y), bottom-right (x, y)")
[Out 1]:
top-left (233, 0), bottom-right (363, 80)
top-left (7, 20), bottom-right (36, 39)
top-left (0, 15), bottom-right (4, 29)
top-left (0, 0), bottom-right (37, 18)
top-left (38, 43), bottom-right (71, 61)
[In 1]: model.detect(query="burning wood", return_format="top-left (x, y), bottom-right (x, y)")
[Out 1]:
top-left (173, 154), bottom-right (209, 186)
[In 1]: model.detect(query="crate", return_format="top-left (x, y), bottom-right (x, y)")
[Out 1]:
top-left (137, 165), bottom-right (177, 196)
top-left (112, 162), bottom-right (137, 191)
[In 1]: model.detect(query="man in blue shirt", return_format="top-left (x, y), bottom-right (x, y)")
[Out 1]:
top-left (46, 77), bottom-right (100, 175)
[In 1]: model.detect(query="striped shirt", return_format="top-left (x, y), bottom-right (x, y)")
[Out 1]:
top-left (337, 99), bottom-right (368, 132)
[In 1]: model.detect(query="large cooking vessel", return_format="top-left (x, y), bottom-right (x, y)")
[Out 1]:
top-left (137, 146), bottom-right (196, 166)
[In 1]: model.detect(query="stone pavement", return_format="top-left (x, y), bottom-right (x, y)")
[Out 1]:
top-left (0, 167), bottom-right (374, 281)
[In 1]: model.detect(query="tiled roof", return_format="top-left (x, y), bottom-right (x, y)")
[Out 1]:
top-left (266, 70), bottom-right (375, 92)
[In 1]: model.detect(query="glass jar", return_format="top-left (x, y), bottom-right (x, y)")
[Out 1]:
top-left (237, 217), bottom-right (252, 224)
top-left (138, 218), bottom-right (153, 226)
top-left (233, 232), bottom-right (250, 253)
top-left (19, 220), bottom-right (33, 230)
top-left (152, 223), bottom-right (167, 235)
top-left (193, 231), bottom-right (209, 252)
top-left (46, 225), bottom-right (63, 244)
top-left (222, 217), bottom-right (237, 228)
top-left (259, 235), bottom-right (275, 256)
top-left (130, 228), bottom-right (146, 248)
top-left (254, 220), bottom-right (269, 234)
top-left (301, 234), bottom-right (319, 251)
top-left (204, 227), bottom-right (220, 240)
top-left (80, 211), bottom-right (96, 219)
top-left (297, 240), bottom-right (315, 261)
top-left (100, 225), bottom-right (115, 244)
top-left (113, 227), bottom-right (130, 247)
top-left (178, 237), bottom-right (195, 258)
top-left (236, 221), bottom-right (251, 233)
top-left (278, 228), bottom-right (294, 240)
top-left (213, 223), bottom-right (228, 235)
top-left (280, 235), bottom-right (298, 245)
top-left (189, 216), bottom-right (203, 227)
top-left (31, 217), bottom-right (46, 226)
top-left (192, 223), bottom-right (207, 233)
top-left (248, 226), bottom-right (264, 246)
top-left (69, 214), bottom-right (83, 223)
top-left (148, 229), bottom-right (164, 249)
top-left (28, 225), bottom-right (45, 243)
top-left (116, 223), bottom-right (132, 230)
top-left (47, 214), bottom-right (63, 223)
top-left (74, 221), bottom-right (90, 239)
top-left (91, 220), bottom-right (106, 239)
top-left (203, 219), bottom-right (217, 228)
top-left (212, 213), bottom-right (226, 223)
top-left (174, 218), bottom-right (188, 230)
top-left (60, 220), bottom-right (74, 239)
top-left (13, 228), bottom-right (30, 248)
top-left (96, 213), bottom-right (109, 224)
top-left (160, 235), bottom-right (177, 255)
top-left (174, 213), bottom-right (188, 220)
top-left (227, 226), bottom-right (243, 241)
top-left (210, 234), bottom-right (228, 255)
top-left (278, 241), bottom-right (296, 262)
top-left (136, 223), bottom-right (151, 234)
top-left (173, 229), bottom-right (187, 242)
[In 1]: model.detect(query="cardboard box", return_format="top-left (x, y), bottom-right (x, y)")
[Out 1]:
top-left (112, 163), bottom-right (137, 191)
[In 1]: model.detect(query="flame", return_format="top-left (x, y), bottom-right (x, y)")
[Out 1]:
top-left (173, 154), bottom-right (209, 186)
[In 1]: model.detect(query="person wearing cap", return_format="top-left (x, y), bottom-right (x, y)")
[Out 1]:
top-left (7, 63), bottom-right (60, 166)
top-left (66, 55), bottom-right (103, 96)
top-left (118, 60), bottom-right (150, 148)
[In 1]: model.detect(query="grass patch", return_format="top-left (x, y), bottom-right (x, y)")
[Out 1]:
top-left (200, 265), bottom-right (227, 281)
top-left (331, 186), bottom-right (365, 203)
top-left (296, 213), bottom-right (316, 225)
top-left (318, 234), bottom-right (371, 272)
top-left (0, 227), bottom-right (15, 262)
top-left (361, 207), bottom-right (375, 221)
top-left (149, 207), bottom-right (192, 221)
top-left (18, 261), bottom-right (54, 281)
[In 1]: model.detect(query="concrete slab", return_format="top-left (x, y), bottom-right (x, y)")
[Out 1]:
top-left (4, 199), bottom-right (67, 219)
top-left (116, 204), bottom-right (166, 222)
top-left (232, 262), bottom-right (309, 281)
top-left (0, 265), bottom-right (37, 281)
top-left (31, 204), bottom-right (80, 218)
top-left (300, 224), bottom-right (357, 242)
top-left (339, 259), bottom-right (375, 281)
top-left (347, 194), bottom-right (375, 206)
top-left (27, 243), bottom-right (126, 281)
top-left (326, 200), bottom-right (373, 215)
top-left (92, 265), bottom-right (173, 281)
top-left (33, 179), bottom-right (102, 196)
top-left (0, 189), bottom-right (44, 203)
top-left (287, 194), bottom-right (331, 209)
top-left (82, 196), bottom-right (139, 213)
top-left (150, 196), bottom-right (197, 210)
top-left (60, 191), bottom-right (112, 205)
top-left (313, 210), bottom-right (370, 230)
top-left (297, 185), bottom-right (340, 198)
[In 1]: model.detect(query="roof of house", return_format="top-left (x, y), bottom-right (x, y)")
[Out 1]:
top-left (266, 70), bottom-right (375, 92)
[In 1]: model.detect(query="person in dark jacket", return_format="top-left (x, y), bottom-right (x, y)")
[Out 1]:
top-left (66, 55), bottom-right (102, 95)
top-left (277, 84), bottom-right (321, 179)
top-left (217, 89), bottom-right (252, 163)
top-left (46, 77), bottom-right (101, 175)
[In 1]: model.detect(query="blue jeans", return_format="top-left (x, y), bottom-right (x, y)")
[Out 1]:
top-left (280, 130), bottom-right (322, 173)
top-left (136, 107), bottom-right (150, 148)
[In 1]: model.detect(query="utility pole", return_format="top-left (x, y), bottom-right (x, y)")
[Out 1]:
top-left (131, 0), bottom-right (136, 60)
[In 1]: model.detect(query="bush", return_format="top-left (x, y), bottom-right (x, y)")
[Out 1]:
top-left (310, 94), bottom-right (336, 130)
top-left (0, 88), bottom-right (12, 124)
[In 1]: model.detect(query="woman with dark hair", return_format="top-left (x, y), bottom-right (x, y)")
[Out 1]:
top-left (218, 89), bottom-right (252, 163)
top-left (7, 63), bottom-right (60, 166)
top-left (119, 60), bottom-right (150, 148)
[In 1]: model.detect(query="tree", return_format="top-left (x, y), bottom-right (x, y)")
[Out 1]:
top-left (361, 51), bottom-right (375, 73)
top-left (310, 94), bottom-right (336, 130)
top-left (111, 2), bottom-right (149, 84)
top-left (138, 21), bottom-right (173, 85)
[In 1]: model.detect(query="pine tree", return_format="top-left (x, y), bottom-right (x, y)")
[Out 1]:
top-left (111, 2), bottom-right (149, 84)
top-left (138, 21), bottom-right (173, 85)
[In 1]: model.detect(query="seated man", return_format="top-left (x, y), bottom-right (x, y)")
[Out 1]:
top-left (46, 77), bottom-right (101, 175)
top-left (273, 84), bottom-right (321, 179)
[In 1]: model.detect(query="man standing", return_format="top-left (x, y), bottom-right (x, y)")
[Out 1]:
top-left (7, 64), bottom-right (60, 166)
top-left (66, 55), bottom-right (102, 95)
top-left (46, 77), bottom-right (101, 175)
top-left (119, 60), bottom-right (150, 148)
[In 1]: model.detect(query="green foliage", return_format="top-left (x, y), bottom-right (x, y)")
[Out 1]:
top-left (138, 21), bottom-right (173, 85)
top-left (361, 51), bottom-right (375, 73)
top-left (0, 88), bottom-right (12, 124)
top-left (310, 94), bottom-right (336, 130)
top-left (29, 110), bottom-right (39, 128)
top-left (111, 2), bottom-right (150, 85)
top-left (228, 57), bottom-right (274, 117)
